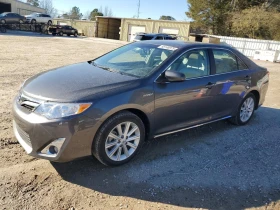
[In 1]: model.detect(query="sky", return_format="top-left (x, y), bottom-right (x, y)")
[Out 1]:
top-left (53, 0), bottom-right (190, 21)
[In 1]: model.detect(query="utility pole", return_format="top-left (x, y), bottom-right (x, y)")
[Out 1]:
top-left (137, 0), bottom-right (140, 18)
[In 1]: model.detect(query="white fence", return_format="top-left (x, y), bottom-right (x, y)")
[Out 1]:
top-left (213, 35), bottom-right (280, 60)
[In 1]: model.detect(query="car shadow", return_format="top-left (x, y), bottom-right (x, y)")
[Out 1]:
top-left (51, 107), bottom-right (280, 209)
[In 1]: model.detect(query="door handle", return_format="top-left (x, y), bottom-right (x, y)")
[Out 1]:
top-left (245, 75), bottom-right (251, 81)
top-left (205, 82), bottom-right (216, 89)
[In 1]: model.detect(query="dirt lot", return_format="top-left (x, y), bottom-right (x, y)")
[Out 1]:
top-left (0, 33), bottom-right (280, 210)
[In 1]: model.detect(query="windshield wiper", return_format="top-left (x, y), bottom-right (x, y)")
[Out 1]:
top-left (92, 62), bottom-right (119, 73)
top-left (92, 62), bottom-right (140, 78)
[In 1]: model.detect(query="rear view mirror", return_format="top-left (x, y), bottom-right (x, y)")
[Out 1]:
top-left (165, 70), bottom-right (185, 82)
top-left (133, 48), bottom-right (150, 57)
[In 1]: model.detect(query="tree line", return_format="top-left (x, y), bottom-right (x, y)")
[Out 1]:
top-left (186, 0), bottom-right (280, 40)
top-left (26, 0), bottom-right (113, 20)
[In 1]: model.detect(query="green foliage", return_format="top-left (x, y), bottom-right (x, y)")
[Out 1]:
top-left (186, 0), bottom-right (280, 40)
top-left (68, 6), bottom-right (83, 20)
top-left (159, 15), bottom-right (176, 20)
top-left (186, 0), bottom-right (231, 35)
top-left (231, 7), bottom-right (280, 39)
top-left (231, 0), bottom-right (280, 11)
top-left (27, 0), bottom-right (40, 7)
top-left (89, 9), bottom-right (103, 21)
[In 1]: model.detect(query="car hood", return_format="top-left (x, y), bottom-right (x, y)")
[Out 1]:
top-left (22, 62), bottom-right (139, 102)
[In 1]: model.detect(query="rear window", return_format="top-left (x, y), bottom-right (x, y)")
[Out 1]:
top-left (135, 35), bottom-right (153, 41)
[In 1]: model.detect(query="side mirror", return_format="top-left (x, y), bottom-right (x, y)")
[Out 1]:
top-left (165, 70), bottom-right (185, 82)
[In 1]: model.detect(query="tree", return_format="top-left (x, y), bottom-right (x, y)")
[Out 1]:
top-left (61, 13), bottom-right (70, 19)
top-left (39, 0), bottom-right (57, 17)
top-left (83, 10), bottom-right (91, 20)
top-left (231, 7), bottom-right (280, 39)
top-left (102, 6), bottom-right (113, 16)
top-left (230, 0), bottom-right (280, 11)
top-left (68, 6), bottom-right (83, 20)
top-left (27, 0), bottom-right (39, 7)
top-left (159, 15), bottom-right (176, 20)
top-left (89, 8), bottom-right (103, 21)
top-left (186, 0), bottom-right (231, 35)
top-left (186, 0), bottom-right (280, 36)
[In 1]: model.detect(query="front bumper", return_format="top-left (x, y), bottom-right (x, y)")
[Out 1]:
top-left (12, 97), bottom-right (97, 162)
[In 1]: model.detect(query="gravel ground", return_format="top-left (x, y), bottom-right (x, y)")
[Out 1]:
top-left (0, 33), bottom-right (280, 210)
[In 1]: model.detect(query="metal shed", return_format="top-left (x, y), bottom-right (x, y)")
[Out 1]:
top-left (96, 17), bottom-right (190, 42)
top-left (0, 0), bottom-right (45, 15)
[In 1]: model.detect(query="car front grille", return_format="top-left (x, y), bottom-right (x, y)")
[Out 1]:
top-left (15, 122), bottom-right (32, 148)
top-left (17, 94), bottom-right (40, 112)
top-left (21, 103), bottom-right (35, 111)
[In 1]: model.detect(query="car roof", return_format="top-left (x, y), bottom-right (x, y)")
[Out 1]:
top-left (139, 40), bottom-right (234, 50)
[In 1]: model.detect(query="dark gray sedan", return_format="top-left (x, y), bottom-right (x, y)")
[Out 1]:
top-left (13, 41), bottom-right (269, 166)
top-left (0, 12), bottom-right (25, 24)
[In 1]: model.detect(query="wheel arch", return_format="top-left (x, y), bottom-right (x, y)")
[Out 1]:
top-left (248, 90), bottom-right (260, 110)
top-left (125, 108), bottom-right (151, 140)
top-left (94, 106), bottom-right (152, 141)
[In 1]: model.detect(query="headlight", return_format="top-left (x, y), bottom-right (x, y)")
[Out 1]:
top-left (34, 103), bottom-right (92, 119)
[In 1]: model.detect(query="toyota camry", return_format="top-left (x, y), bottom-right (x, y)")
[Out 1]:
top-left (13, 41), bottom-right (269, 166)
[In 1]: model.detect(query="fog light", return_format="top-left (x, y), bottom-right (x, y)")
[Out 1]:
top-left (48, 146), bottom-right (58, 155)
top-left (39, 138), bottom-right (66, 157)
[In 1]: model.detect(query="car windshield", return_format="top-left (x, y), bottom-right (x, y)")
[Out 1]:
top-left (135, 35), bottom-right (154, 41)
top-left (0, 13), bottom-right (6, 17)
top-left (92, 43), bottom-right (177, 78)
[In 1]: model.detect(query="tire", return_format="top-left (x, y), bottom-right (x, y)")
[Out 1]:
top-left (92, 111), bottom-right (145, 166)
top-left (0, 27), bottom-right (6, 33)
top-left (67, 34), bottom-right (70, 36)
top-left (74, 32), bottom-right (78, 37)
top-left (31, 19), bottom-right (36, 24)
top-left (1, 19), bottom-right (6, 24)
top-left (47, 20), bottom-right (52, 25)
top-left (59, 31), bottom-right (63, 36)
top-left (229, 93), bottom-right (256, 125)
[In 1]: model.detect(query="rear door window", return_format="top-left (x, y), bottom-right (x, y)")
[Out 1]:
top-left (213, 49), bottom-right (241, 74)
top-left (237, 57), bottom-right (248, 70)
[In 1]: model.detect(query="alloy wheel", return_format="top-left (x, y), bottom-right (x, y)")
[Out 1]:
top-left (105, 122), bottom-right (140, 161)
top-left (240, 97), bottom-right (255, 122)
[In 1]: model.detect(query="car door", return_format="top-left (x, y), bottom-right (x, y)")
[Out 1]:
top-left (154, 49), bottom-right (220, 135)
top-left (42, 14), bottom-right (50, 23)
top-left (68, 26), bottom-right (75, 35)
top-left (43, 14), bottom-right (49, 23)
top-left (36, 14), bottom-right (42, 23)
top-left (14, 13), bottom-right (22, 23)
top-left (64, 26), bottom-right (71, 34)
top-left (208, 48), bottom-right (253, 117)
top-left (5, 13), bottom-right (13, 23)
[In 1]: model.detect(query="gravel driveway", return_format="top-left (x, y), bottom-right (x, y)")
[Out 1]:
top-left (0, 33), bottom-right (280, 210)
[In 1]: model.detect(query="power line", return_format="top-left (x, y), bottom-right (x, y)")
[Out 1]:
top-left (137, 0), bottom-right (140, 18)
